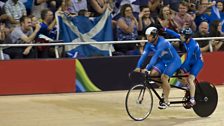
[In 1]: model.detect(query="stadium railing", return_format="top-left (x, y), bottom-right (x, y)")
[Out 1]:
top-left (0, 37), bottom-right (223, 60)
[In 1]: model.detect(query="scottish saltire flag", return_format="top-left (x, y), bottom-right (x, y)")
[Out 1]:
top-left (56, 9), bottom-right (114, 57)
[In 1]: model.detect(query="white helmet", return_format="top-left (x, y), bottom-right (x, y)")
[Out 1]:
top-left (145, 27), bottom-right (158, 37)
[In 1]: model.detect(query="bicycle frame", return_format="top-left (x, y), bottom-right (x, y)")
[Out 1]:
top-left (144, 74), bottom-right (191, 105)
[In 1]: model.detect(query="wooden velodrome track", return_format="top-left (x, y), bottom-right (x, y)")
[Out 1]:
top-left (0, 86), bottom-right (223, 126)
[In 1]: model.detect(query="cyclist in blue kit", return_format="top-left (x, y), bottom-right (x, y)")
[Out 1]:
top-left (134, 27), bottom-right (181, 109)
top-left (164, 27), bottom-right (204, 106)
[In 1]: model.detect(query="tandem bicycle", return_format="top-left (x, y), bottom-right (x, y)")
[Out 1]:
top-left (125, 71), bottom-right (218, 121)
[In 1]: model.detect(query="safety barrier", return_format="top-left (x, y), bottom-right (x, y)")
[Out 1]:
top-left (0, 52), bottom-right (223, 95)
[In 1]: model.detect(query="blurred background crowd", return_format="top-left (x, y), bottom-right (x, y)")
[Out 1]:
top-left (0, 0), bottom-right (224, 59)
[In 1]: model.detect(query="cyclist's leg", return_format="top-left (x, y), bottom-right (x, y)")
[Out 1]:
top-left (188, 60), bottom-right (204, 104)
top-left (161, 74), bottom-right (170, 103)
top-left (162, 58), bottom-right (182, 103)
top-left (188, 74), bottom-right (196, 105)
top-left (152, 62), bottom-right (171, 109)
top-left (179, 65), bottom-right (191, 85)
top-left (179, 66), bottom-right (195, 105)
top-left (151, 61), bottom-right (165, 86)
top-left (151, 61), bottom-right (165, 100)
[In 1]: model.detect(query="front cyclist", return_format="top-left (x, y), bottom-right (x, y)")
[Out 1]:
top-left (134, 27), bottom-right (181, 109)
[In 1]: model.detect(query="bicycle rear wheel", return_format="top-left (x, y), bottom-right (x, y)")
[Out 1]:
top-left (125, 84), bottom-right (153, 121)
top-left (193, 82), bottom-right (218, 117)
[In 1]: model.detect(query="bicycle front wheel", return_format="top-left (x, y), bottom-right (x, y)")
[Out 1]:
top-left (125, 84), bottom-right (153, 121)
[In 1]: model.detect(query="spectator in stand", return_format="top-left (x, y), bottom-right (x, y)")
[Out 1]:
top-left (30, 15), bottom-right (39, 28)
top-left (0, 21), bottom-right (11, 59)
top-left (20, 0), bottom-right (34, 15)
top-left (0, 1), bottom-right (19, 25)
top-left (213, 0), bottom-right (224, 33)
top-left (174, 1), bottom-right (196, 31)
top-left (3, 16), bottom-right (40, 59)
top-left (35, 9), bottom-right (57, 58)
top-left (39, 9), bottom-right (57, 39)
top-left (87, 0), bottom-right (109, 17)
top-left (186, 0), bottom-right (198, 12)
top-left (0, 1), bottom-right (16, 49)
top-left (158, 5), bottom-right (178, 31)
top-left (78, 9), bottom-right (91, 17)
top-left (46, 0), bottom-right (59, 13)
top-left (193, 21), bottom-right (210, 52)
top-left (209, 20), bottom-right (224, 51)
top-left (136, 34), bottom-right (146, 55)
top-left (70, 0), bottom-right (88, 14)
top-left (138, 5), bottom-right (155, 35)
top-left (126, 34), bottom-right (146, 55)
top-left (4, 0), bottom-right (26, 23)
top-left (49, 1), bottom-right (63, 13)
top-left (209, 0), bottom-right (224, 23)
top-left (112, 0), bottom-right (147, 20)
top-left (158, 5), bottom-right (179, 49)
top-left (0, 12), bottom-right (11, 44)
top-left (148, 0), bottom-right (162, 19)
top-left (163, 0), bottom-right (180, 12)
top-left (32, 0), bottom-right (48, 19)
top-left (186, 1), bottom-right (197, 23)
top-left (215, 0), bottom-right (223, 11)
top-left (194, 0), bottom-right (215, 28)
top-left (56, 0), bottom-right (78, 18)
top-left (0, 23), bottom-right (6, 43)
top-left (61, 0), bottom-right (73, 13)
top-left (0, 2), bottom-right (7, 23)
top-left (114, 4), bottom-right (138, 55)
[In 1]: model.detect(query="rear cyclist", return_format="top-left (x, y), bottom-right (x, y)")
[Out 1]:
top-left (164, 27), bottom-right (204, 106)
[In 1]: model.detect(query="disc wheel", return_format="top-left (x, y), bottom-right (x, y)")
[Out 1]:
top-left (125, 84), bottom-right (153, 121)
top-left (193, 82), bottom-right (218, 117)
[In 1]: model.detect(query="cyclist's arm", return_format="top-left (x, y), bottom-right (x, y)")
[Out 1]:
top-left (181, 42), bottom-right (195, 68)
top-left (164, 28), bottom-right (181, 39)
top-left (165, 28), bottom-right (187, 52)
top-left (136, 43), bottom-right (151, 68)
top-left (145, 42), bottom-right (166, 70)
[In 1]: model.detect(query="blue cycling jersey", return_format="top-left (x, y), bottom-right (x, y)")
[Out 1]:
top-left (137, 36), bottom-right (180, 71)
top-left (165, 28), bottom-right (204, 76)
top-left (165, 28), bottom-right (203, 63)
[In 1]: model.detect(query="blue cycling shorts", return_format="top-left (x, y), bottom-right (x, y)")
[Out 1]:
top-left (181, 59), bottom-right (204, 77)
top-left (153, 58), bottom-right (181, 77)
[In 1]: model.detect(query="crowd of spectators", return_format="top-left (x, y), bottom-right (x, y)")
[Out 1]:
top-left (0, 0), bottom-right (224, 59)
